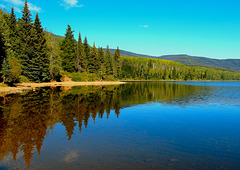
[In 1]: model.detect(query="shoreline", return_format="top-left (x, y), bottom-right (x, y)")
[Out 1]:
top-left (122, 80), bottom-right (240, 82)
top-left (0, 81), bottom-right (126, 95)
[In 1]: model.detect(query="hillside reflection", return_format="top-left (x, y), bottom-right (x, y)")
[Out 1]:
top-left (0, 82), bottom-right (230, 168)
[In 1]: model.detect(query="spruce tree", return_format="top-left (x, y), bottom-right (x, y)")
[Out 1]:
top-left (0, 27), bottom-right (6, 72)
top-left (75, 32), bottom-right (86, 72)
top-left (105, 45), bottom-right (113, 76)
top-left (98, 47), bottom-right (105, 79)
top-left (32, 13), bottom-right (50, 82)
top-left (83, 36), bottom-right (90, 71)
top-left (113, 47), bottom-right (121, 78)
top-left (2, 7), bottom-right (22, 82)
top-left (88, 43), bottom-right (97, 73)
top-left (60, 25), bottom-right (76, 73)
top-left (19, 0), bottom-right (34, 79)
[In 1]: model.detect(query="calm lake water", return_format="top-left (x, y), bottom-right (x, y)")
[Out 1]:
top-left (0, 81), bottom-right (240, 169)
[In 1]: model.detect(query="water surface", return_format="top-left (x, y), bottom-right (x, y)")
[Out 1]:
top-left (0, 81), bottom-right (240, 169)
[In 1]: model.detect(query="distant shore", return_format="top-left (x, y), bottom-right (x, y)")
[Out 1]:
top-left (0, 81), bottom-right (126, 95)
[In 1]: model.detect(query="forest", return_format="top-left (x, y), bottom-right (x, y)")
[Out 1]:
top-left (0, 1), bottom-right (240, 84)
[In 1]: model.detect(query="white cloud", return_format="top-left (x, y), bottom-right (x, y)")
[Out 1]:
top-left (139, 25), bottom-right (149, 28)
top-left (28, 3), bottom-right (42, 12)
top-left (0, 4), bottom-right (6, 9)
top-left (14, 6), bottom-right (21, 12)
top-left (3, 0), bottom-right (42, 12)
top-left (61, 0), bottom-right (83, 9)
top-left (3, 0), bottom-right (24, 6)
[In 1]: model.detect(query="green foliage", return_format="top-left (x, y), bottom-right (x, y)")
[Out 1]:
top-left (19, 75), bottom-right (30, 83)
top-left (75, 32), bottom-right (86, 72)
top-left (105, 46), bottom-right (113, 76)
top-left (83, 36), bottom-right (90, 71)
top-left (121, 56), bottom-right (240, 81)
top-left (71, 72), bottom-right (100, 82)
top-left (113, 47), bottom-right (121, 78)
top-left (59, 25), bottom-right (76, 73)
top-left (88, 43), bottom-right (98, 73)
top-left (32, 13), bottom-right (50, 82)
top-left (98, 47), bottom-right (106, 79)
top-left (46, 32), bottom-right (62, 81)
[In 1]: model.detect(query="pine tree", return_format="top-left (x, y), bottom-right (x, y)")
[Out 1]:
top-left (75, 32), bottom-right (86, 72)
top-left (105, 45), bottom-right (113, 75)
top-left (60, 25), bottom-right (76, 73)
top-left (0, 26), bottom-right (6, 73)
top-left (19, 0), bottom-right (34, 79)
top-left (88, 42), bottom-right (97, 73)
top-left (113, 47), bottom-right (121, 78)
top-left (32, 13), bottom-right (50, 82)
top-left (98, 47), bottom-right (105, 79)
top-left (2, 7), bottom-right (22, 82)
top-left (83, 36), bottom-right (90, 71)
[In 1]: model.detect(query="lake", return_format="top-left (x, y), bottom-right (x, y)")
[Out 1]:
top-left (0, 81), bottom-right (240, 169)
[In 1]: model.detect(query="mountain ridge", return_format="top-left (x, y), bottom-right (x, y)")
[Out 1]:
top-left (106, 49), bottom-right (240, 72)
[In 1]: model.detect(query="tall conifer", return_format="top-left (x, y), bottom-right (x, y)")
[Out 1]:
top-left (105, 45), bottom-right (113, 75)
top-left (88, 43), bottom-right (97, 73)
top-left (19, 0), bottom-right (34, 79)
top-left (98, 47), bottom-right (105, 79)
top-left (60, 25), bottom-right (76, 72)
top-left (2, 7), bottom-right (21, 82)
top-left (83, 36), bottom-right (90, 71)
top-left (113, 47), bottom-right (121, 78)
top-left (75, 32), bottom-right (86, 72)
top-left (32, 13), bottom-right (50, 82)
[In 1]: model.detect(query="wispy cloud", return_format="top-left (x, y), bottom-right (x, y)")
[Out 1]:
top-left (28, 3), bottom-right (42, 12)
top-left (61, 0), bottom-right (83, 9)
top-left (3, 0), bottom-right (23, 6)
top-left (0, 4), bottom-right (6, 9)
top-left (3, 0), bottom-right (42, 12)
top-left (139, 25), bottom-right (149, 28)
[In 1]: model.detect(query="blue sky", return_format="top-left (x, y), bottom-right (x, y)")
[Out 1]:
top-left (1, 0), bottom-right (240, 59)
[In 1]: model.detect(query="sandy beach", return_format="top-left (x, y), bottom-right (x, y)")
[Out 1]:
top-left (0, 81), bottom-right (126, 95)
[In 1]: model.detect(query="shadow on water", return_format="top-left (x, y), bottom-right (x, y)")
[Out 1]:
top-left (0, 81), bottom-right (239, 169)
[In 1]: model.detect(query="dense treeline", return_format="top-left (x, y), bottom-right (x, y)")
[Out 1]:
top-left (0, 2), bottom-right (50, 83)
top-left (0, 1), bottom-right (121, 83)
top-left (0, 1), bottom-right (240, 83)
top-left (121, 57), bottom-right (240, 80)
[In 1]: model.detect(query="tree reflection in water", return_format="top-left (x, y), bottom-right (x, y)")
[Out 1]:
top-left (0, 82), bottom-right (211, 168)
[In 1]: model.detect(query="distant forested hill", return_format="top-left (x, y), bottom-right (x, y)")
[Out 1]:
top-left (103, 50), bottom-right (240, 72)
top-left (157, 55), bottom-right (240, 72)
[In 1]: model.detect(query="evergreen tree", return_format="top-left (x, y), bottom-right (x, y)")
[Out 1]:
top-left (0, 26), bottom-right (6, 72)
top-left (60, 25), bottom-right (76, 73)
top-left (98, 47), bottom-right (105, 79)
top-left (32, 13), bottom-right (50, 82)
top-left (105, 45), bottom-right (113, 75)
top-left (2, 7), bottom-right (22, 82)
top-left (75, 32), bottom-right (86, 72)
top-left (83, 36), bottom-right (90, 71)
top-left (88, 43), bottom-right (97, 73)
top-left (113, 47), bottom-right (121, 78)
top-left (19, 0), bottom-right (34, 79)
